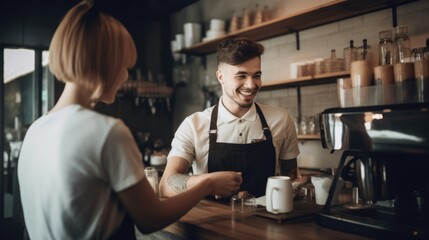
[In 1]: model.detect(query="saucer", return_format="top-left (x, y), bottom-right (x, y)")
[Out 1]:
top-left (343, 203), bottom-right (375, 211)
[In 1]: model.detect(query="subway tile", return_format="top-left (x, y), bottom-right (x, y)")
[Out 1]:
top-left (299, 22), bottom-right (339, 40)
top-left (339, 16), bottom-right (364, 32)
top-left (362, 9), bottom-right (391, 25)
top-left (402, 0), bottom-right (426, 14)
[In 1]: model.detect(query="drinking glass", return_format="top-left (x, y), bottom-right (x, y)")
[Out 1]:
top-left (144, 167), bottom-right (159, 197)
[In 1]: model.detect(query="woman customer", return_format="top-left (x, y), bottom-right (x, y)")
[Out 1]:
top-left (17, 1), bottom-right (242, 239)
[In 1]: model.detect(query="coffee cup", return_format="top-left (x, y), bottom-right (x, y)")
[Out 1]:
top-left (265, 176), bottom-right (293, 214)
top-left (351, 60), bottom-right (374, 88)
top-left (394, 62), bottom-right (415, 82)
top-left (374, 65), bottom-right (394, 85)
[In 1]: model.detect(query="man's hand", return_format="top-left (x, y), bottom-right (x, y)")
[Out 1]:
top-left (208, 171), bottom-right (242, 197)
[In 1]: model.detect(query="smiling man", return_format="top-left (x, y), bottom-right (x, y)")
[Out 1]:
top-left (160, 36), bottom-right (300, 198)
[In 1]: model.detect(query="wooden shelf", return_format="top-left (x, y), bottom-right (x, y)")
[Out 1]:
top-left (180, 0), bottom-right (415, 55)
top-left (297, 134), bottom-right (321, 140)
top-left (261, 71), bottom-right (350, 90)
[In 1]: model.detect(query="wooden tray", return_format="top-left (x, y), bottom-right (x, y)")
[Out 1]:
top-left (254, 200), bottom-right (322, 223)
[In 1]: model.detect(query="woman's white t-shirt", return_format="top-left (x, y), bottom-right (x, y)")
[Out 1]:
top-left (18, 104), bottom-right (145, 240)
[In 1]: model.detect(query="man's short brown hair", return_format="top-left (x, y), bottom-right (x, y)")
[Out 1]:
top-left (216, 36), bottom-right (264, 67)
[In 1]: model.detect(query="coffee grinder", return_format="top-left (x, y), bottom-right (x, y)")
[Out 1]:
top-left (316, 102), bottom-right (429, 239)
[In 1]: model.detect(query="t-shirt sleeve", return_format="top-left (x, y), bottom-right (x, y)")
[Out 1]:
top-left (167, 117), bottom-right (195, 164)
top-left (102, 120), bottom-right (145, 192)
top-left (279, 113), bottom-right (300, 160)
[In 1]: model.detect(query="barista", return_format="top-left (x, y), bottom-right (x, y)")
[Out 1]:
top-left (160, 36), bottom-right (300, 198)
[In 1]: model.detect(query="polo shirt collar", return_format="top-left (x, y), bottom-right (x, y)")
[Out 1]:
top-left (217, 96), bottom-right (257, 123)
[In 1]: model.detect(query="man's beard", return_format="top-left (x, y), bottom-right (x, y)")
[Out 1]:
top-left (236, 100), bottom-right (253, 109)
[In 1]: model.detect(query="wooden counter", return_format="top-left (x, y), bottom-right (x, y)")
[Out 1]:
top-left (163, 199), bottom-right (371, 240)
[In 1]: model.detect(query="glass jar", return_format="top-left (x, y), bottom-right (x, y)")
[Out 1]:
top-left (299, 116), bottom-right (308, 135)
top-left (412, 47), bottom-right (426, 62)
top-left (412, 47), bottom-right (429, 81)
top-left (344, 40), bottom-right (357, 71)
top-left (314, 58), bottom-right (325, 75)
top-left (393, 26), bottom-right (411, 63)
top-left (324, 49), bottom-right (337, 73)
top-left (424, 38), bottom-right (429, 59)
top-left (378, 30), bottom-right (394, 65)
top-left (328, 49), bottom-right (345, 72)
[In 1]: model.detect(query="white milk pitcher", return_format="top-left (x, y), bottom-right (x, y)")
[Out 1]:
top-left (265, 176), bottom-right (293, 214)
top-left (311, 175), bottom-right (345, 205)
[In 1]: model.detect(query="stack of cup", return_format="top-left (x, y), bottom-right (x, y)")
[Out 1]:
top-left (170, 33), bottom-right (185, 62)
top-left (184, 22), bottom-right (202, 47)
top-left (203, 19), bottom-right (226, 42)
top-left (337, 78), bottom-right (352, 107)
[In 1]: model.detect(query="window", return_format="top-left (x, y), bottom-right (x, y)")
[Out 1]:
top-left (2, 47), bottom-right (54, 219)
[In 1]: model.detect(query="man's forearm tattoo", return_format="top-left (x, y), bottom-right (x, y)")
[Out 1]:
top-left (167, 173), bottom-right (191, 193)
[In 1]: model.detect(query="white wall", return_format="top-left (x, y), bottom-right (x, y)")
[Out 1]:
top-left (170, 0), bottom-right (429, 169)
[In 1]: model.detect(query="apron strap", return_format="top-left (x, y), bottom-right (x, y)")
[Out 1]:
top-left (255, 103), bottom-right (272, 141)
top-left (210, 103), bottom-right (273, 142)
top-left (209, 104), bottom-right (219, 146)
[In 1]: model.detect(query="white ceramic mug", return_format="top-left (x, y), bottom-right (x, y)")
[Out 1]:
top-left (265, 176), bottom-right (293, 214)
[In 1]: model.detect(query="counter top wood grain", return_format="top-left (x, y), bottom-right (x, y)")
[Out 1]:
top-left (163, 199), bottom-right (371, 240)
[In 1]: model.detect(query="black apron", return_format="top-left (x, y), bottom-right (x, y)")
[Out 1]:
top-left (207, 103), bottom-right (276, 197)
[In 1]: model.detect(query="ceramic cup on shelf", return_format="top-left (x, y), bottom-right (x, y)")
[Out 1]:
top-left (265, 176), bottom-right (293, 214)
top-left (351, 60), bottom-right (374, 87)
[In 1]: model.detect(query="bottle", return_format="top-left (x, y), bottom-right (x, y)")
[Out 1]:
top-left (378, 30), bottom-right (394, 65)
top-left (393, 26), bottom-right (411, 63)
top-left (254, 4), bottom-right (263, 25)
top-left (229, 10), bottom-right (240, 33)
top-left (263, 5), bottom-right (270, 22)
top-left (241, 8), bottom-right (251, 29)
top-left (357, 39), bottom-right (373, 62)
top-left (344, 40), bottom-right (357, 71)
top-left (325, 49), bottom-right (344, 73)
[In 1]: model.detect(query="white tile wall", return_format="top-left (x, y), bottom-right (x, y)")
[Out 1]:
top-left (171, 0), bottom-right (429, 169)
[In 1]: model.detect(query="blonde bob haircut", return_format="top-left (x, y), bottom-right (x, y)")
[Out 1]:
top-left (49, 1), bottom-right (137, 101)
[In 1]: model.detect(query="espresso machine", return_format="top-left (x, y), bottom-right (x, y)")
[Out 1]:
top-left (316, 102), bottom-right (429, 239)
